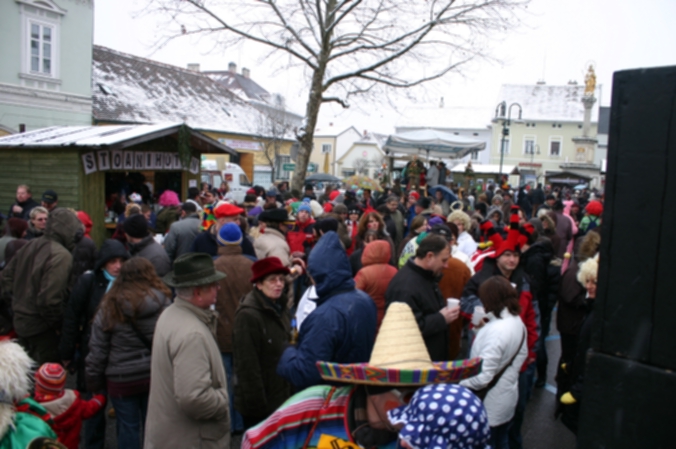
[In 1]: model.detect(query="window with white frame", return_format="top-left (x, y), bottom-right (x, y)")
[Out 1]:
top-left (523, 136), bottom-right (536, 155)
top-left (18, 0), bottom-right (64, 85)
top-left (321, 144), bottom-right (332, 154)
top-left (471, 150), bottom-right (479, 161)
top-left (549, 137), bottom-right (562, 157)
top-left (497, 139), bottom-right (510, 155)
top-left (29, 22), bottom-right (54, 75)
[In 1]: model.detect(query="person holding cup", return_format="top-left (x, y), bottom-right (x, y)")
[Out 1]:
top-left (386, 234), bottom-right (460, 361)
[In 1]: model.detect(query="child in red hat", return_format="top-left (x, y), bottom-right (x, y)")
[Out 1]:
top-left (33, 363), bottom-right (106, 449)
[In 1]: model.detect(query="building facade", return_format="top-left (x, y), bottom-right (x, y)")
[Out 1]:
top-left (490, 83), bottom-right (601, 187)
top-left (310, 126), bottom-right (362, 176)
top-left (0, 0), bottom-right (93, 131)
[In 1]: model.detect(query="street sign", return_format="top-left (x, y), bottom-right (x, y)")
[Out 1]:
top-left (282, 162), bottom-right (318, 172)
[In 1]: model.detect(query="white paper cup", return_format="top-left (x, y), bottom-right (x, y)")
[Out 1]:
top-left (447, 298), bottom-right (460, 309)
top-left (472, 306), bottom-right (486, 326)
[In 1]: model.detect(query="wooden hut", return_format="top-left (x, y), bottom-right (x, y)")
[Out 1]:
top-left (0, 124), bottom-right (238, 245)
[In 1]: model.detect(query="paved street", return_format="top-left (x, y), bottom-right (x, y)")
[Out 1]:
top-left (98, 309), bottom-right (576, 449)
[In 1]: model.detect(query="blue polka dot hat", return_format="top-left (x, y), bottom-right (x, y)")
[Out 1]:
top-left (388, 384), bottom-right (491, 449)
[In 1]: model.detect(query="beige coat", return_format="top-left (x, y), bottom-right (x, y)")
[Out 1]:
top-left (253, 227), bottom-right (291, 265)
top-left (144, 298), bottom-right (230, 449)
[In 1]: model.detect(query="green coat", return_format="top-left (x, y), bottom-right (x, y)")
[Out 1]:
top-left (233, 288), bottom-right (292, 420)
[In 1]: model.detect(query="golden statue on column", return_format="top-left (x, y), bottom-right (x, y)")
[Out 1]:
top-left (584, 65), bottom-right (596, 96)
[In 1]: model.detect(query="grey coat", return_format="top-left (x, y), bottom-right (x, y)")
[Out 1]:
top-left (85, 289), bottom-right (170, 391)
top-left (129, 236), bottom-right (172, 277)
top-left (163, 214), bottom-right (201, 262)
top-left (145, 298), bottom-right (230, 449)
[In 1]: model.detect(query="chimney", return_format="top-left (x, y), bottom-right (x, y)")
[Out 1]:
top-left (228, 62), bottom-right (237, 73)
top-left (242, 67), bottom-right (250, 78)
top-left (19, 124), bottom-right (26, 133)
top-left (439, 96), bottom-right (444, 108)
top-left (363, 130), bottom-right (368, 137)
top-left (187, 63), bottom-right (200, 72)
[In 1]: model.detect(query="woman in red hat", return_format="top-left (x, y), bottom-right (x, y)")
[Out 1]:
top-left (232, 257), bottom-right (293, 429)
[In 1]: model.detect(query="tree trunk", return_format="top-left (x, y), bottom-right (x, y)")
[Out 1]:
top-left (291, 0), bottom-right (335, 193)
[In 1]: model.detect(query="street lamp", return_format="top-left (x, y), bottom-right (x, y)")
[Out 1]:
top-left (530, 144), bottom-right (541, 185)
top-left (495, 101), bottom-right (523, 183)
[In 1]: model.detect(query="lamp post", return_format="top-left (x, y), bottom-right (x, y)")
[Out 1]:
top-left (495, 101), bottom-right (523, 183)
top-left (530, 144), bottom-right (541, 186)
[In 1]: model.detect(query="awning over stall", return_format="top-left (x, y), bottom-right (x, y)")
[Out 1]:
top-left (384, 129), bottom-right (486, 159)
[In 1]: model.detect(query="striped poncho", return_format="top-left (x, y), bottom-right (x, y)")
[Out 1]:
top-left (242, 385), bottom-right (397, 449)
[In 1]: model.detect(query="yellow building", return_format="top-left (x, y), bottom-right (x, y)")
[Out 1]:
top-left (490, 83), bottom-right (601, 187)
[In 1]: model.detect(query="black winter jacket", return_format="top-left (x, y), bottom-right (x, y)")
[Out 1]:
top-left (233, 288), bottom-right (291, 420)
top-left (60, 240), bottom-right (129, 363)
top-left (85, 288), bottom-right (170, 391)
top-left (520, 239), bottom-right (554, 304)
top-left (385, 259), bottom-right (447, 361)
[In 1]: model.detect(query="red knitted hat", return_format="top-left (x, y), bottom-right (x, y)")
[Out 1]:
top-left (35, 363), bottom-right (66, 395)
top-left (408, 191), bottom-right (420, 201)
top-left (250, 257), bottom-right (290, 284)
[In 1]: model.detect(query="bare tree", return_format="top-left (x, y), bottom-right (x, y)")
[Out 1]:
top-left (353, 158), bottom-right (370, 176)
top-left (147, 0), bottom-right (525, 191)
top-left (255, 95), bottom-right (297, 184)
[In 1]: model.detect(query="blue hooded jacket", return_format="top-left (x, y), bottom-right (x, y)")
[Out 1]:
top-left (277, 231), bottom-right (377, 390)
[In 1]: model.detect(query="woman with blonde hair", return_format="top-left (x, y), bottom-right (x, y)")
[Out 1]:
top-left (86, 257), bottom-right (171, 449)
top-left (559, 253), bottom-right (599, 434)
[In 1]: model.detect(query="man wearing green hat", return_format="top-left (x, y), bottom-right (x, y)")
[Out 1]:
top-left (144, 253), bottom-right (230, 449)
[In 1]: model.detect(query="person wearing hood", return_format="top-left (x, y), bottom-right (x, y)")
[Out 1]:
top-left (233, 257), bottom-right (292, 429)
top-left (86, 257), bottom-right (171, 449)
top-left (487, 204), bottom-right (506, 232)
top-left (123, 214), bottom-right (171, 277)
top-left (277, 232), bottom-right (377, 390)
top-left (1, 208), bottom-right (82, 364)
top-left (60, 239), bottom-right (130, 386)
top-left (24, 206), bottom-right (48, 240)
top-left (354, 240), bottom-right (398, 330)
top-left (60, 239), bottom-right (129, 449)
top-left (0, 340), bottom-right (60, 448)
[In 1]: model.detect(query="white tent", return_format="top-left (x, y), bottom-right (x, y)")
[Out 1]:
top-left (383, 129), bottom-right (486, 160)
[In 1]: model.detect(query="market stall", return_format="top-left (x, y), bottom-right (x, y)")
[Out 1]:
top-left (0, 123), bottom-right (238, 245)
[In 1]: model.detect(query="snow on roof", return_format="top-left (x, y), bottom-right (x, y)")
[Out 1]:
top-left (92, 46), bottom-right (281, 136)
top-left (497, 84), bottom-right (599, 123)
top-left (395, 106), bottom-right (492, 130)
top-left (0, 123), bottom-right (235, 154)
top-left (0, 124), bottom-right (176, 147)
top-left (203, 70), bottom-right (270, 103)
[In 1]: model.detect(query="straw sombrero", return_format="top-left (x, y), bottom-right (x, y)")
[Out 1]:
top-left (316, 302), bottom-right (482, 386)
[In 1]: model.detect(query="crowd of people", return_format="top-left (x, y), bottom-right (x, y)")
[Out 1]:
top-left (0, 174), bottom-right (603, 449)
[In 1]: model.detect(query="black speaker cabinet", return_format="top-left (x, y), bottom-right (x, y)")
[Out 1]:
top-left (578, 65), bottom-right (676, 448)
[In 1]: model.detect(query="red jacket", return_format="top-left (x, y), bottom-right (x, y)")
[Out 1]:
top-left (518, 289), bottom-right (538, 372)
top-left (36, 390), bottom-right (106, 449)
top-left (354, 241), bottom-right (398, 330)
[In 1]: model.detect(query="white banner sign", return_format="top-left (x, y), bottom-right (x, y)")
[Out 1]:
top-left (81, 151), bottom-right (193, 175)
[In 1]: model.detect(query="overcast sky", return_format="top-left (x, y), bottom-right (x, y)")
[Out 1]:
top-left (94, 0), bottom-right (676, 134)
